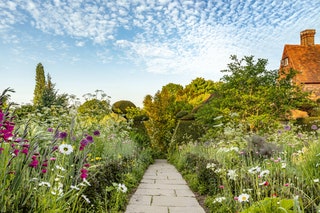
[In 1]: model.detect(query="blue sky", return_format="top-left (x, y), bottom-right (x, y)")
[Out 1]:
top-left (1, 0), bottom-right (320, 107)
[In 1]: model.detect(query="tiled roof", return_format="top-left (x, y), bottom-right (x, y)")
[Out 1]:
top-left (280, 44), bottom-right (320, 83)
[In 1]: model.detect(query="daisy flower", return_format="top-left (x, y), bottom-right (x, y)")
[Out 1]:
top-left (58, 144), bottom-right (73, 155)
top-left (227, 169), bottom-right (238, 180)
top-left (238, 193), bottom-right (250, 203)
top-left (117, 183), bottom-right (128, 193)
top-left (259, 170), bottom-right (270, 178)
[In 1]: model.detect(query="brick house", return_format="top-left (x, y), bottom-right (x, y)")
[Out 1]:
top-left (279, 29), bottom-right (320, 99)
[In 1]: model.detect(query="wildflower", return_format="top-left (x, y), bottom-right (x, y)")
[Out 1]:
top-left (84, 163), bottom-right (90, 167)
top-left (13, 149), bottom-right (19, 156)
top-left (81, 194), bottom-right (91, 203)
top-left (59, 131), bottom-right (68, 139)
top-left (80, 168), bottom-right (88, 180)
top-left (259, 181), bottom-right (269, 186)
top-left (227, 169), bottom-right (238, 180)
top-left (117, 183), bottom-right (128, 193)
top-left (21, 148), bottom-right (28, 155)
top-left (47, 128), bottom-right (53, 132)
top-left (39, 182), bottom-right (51, 187)
top-left (86, 135), bottom-right (93, 142)
top-left (311, 124), bottom-right (318, 130)
top-left (58, 144), bottom-right (73, 155)
top-left (29, 157), bottom-right (39, 168)
top-left (93, 130), bottom-right (100, 136)
top-left (56, 165), bottom-right (66, 171)
top-left (284, 125), bottom-right (291, 131)
top-left (219, 185), bottom-right (224, 189)
top-left (281, 163), bottom-right (286, 169)
top-left (213, 197), bottom-right (226, 203)
top-left (248, 166), bottom-right (261, 174)
top-left (259, 170), bottom-right (270, 178)
top-left (237, 193), bottom-right (250, 203)
top-left (313, 179), bottom-right (319, 183)
top-left (41, 169), bottom-right (47, 173)
top-left (284, 183), bottom-right (290, 187)
top-left (206, 163), bottom-right (216, 169)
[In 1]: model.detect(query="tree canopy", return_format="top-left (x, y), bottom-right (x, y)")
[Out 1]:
top-left (196, 55), bottom-right (314, 131)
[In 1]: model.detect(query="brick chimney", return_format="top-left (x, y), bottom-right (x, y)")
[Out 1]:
top-left (300, 29), bottom-right (316, 46)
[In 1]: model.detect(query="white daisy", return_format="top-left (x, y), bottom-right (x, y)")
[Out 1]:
top-left (238, 193), bottom-right (250, 203)
top-left (39, 182), bottom-right (51, 187)
top-left (248, 166), bottom-right (261, 174)
top-left (227, 169), bottom-right (238, 180)
top-left (117, 183), bottom-right (127, 193)
top-left (58, 144), bottom-right (73, 155)
top-left (213, 197), bottom-right (226, 203)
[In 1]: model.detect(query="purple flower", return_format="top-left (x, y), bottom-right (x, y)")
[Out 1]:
top-left (86, 135), bottom-right (93, 142)
top-left (284, 125), bottom-right (291, 131)
top-left (311, 124), bottom-right (318, 130)
top-left (93, 130), bottom-right (100, 136)
top-left (80, 139), bottom-right (88, 146)
top-left (47, 128), bottom-right (53, 132)
top-left (59, 131), bottom-right (68, 139)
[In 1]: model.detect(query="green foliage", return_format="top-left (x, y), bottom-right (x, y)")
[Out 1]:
top-left (170, 119), bottom-right (205, 148)
top-left (143, 84), bottom-right (189, 153)
top-left (112, 100), bottom-right (136, 116)
top-left (0, 87), bottom-right (154, 212)
top-left (77, 90), bottom-right (111, 124)
top-left (33, 63), bottom-right (46, 106)
top-left (196, 55), bottom-right (313, 132)
top-left (240, 197), bottom-right (298, 213)
top-left (181, 77), bottom-right (217, 107)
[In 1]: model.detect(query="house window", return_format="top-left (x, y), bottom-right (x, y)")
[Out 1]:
top-left (281, 57), bottom-right (289, 66)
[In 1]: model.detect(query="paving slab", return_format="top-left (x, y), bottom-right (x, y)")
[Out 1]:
top-left (125, 159), bottom-right (205, 213)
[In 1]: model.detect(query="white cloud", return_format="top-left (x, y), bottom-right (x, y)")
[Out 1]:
top-left (75, 41), bottom-right (85, 47)
top-left (1, 0), bottom-right (320, 75)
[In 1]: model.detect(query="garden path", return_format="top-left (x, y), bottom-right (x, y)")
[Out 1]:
top-left (125, 159), bottom-right (206, 213)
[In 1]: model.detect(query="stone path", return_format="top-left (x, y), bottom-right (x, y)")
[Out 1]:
top-left (125, 159), bottom-right (206, 213)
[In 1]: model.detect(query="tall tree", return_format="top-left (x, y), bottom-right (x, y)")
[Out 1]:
top-left (143, 84), bottom-right (188, 153)
top-left (33, 63), bottom-right (46, 106)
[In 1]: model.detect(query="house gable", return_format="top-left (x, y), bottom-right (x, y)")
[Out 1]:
top-left (279, 29), bottom-right (320, 97)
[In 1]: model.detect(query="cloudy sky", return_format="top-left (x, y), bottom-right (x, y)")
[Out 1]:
top-left (1, 0), bottom-right (320, 107)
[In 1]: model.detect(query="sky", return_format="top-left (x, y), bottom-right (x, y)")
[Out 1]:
top-left (1, 0), bottom-right (320, 107)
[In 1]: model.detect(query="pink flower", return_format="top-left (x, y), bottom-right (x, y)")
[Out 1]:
top-left (80, 168), bottom-right (88, 179)
top-left (29, 159), bottom-right (39, 168)
top-left (21, 148), bottom-right (28, 155)
top-left (80, 173), bottom-right (88, 179)
top-left (41, 169), bottom-right (47, 173)
top-left (219, 185), bottom-right (225, 189)
top-left (13, 149), bottom-right (19, 156)
top-left (284, 183), bottom-right (290, 187)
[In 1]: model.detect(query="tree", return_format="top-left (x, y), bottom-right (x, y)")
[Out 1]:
top-left (143, 84), bottom-right (189, 153)
top-left (77, 90), bottom-right (111, 123)
top-left (33, 63), bottom-right (46, 106)
top-left (196, 55), bottom-right (313, 131)
top-left (39, 73), bottom-right (68, 108)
